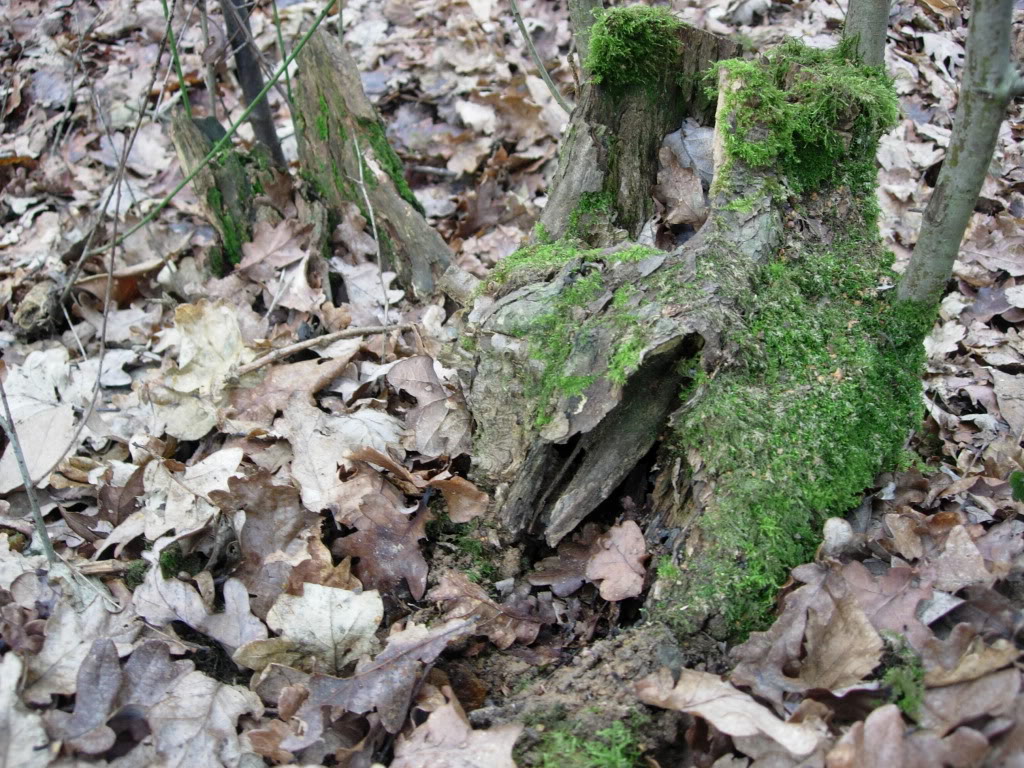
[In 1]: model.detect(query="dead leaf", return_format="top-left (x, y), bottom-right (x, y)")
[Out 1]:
top-left (0, 653), bottom-right (49, 768)
top-left (147, 670), bottom-right (263, 768)
top-left (584, 520), bottom-right (648, 601)
top-left (279, 618), bottom-right (478, 750)
top-left (799, 593), bottom-right (883, 690)
top-left (390, 685), bottom-right (522, 768)
top-left (234, 584), bottom-right (382, 675)
top-left (387, 355), bottom-right (473, 458)
top-left (636, 667), bottom-right (821, 757)
top-left (274, 393), bottom-right (404, 513)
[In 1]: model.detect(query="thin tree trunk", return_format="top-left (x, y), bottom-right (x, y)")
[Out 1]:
top-left (897, 0), bottom-right (1024, 305)
top-left (844, 0), bottom-right (890, 67)
top-left (223, 0), bottom-right (287, 167)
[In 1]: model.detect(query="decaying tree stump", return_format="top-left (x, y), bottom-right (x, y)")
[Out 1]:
top-left (449, 14), bottom-right (925, 636)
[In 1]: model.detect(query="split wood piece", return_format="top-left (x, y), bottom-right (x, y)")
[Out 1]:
top-left (292, 31), bottom-right (452, 299)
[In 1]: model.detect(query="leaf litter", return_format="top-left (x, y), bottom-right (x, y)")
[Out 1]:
top-left (0, 0), bottom-right (1022, 765)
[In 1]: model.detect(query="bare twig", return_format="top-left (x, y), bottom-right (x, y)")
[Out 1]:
top-left (199, 0), bottom-right (222, 120)
top-left (509, 0), bottom-right (573, 114)
top-left (159, 0), bottom-right (193, 118)
top-left (0, 377), bottom-right (57, 565)
top-left (234, 323), bottom-right (416, 377)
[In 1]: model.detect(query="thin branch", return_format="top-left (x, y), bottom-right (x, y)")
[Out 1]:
top-left (0, 377), bottom-right (57, 565)
top-left (199, 0), bottom-right (222, 120)
top-left (85, 0), bottom-right (337, 259)
top-left (509, 0), bottom-right (573, 114)
top-left (160, 0), bottom-right (193, 118)
top-left (233, 323), bottom-right (416, 377)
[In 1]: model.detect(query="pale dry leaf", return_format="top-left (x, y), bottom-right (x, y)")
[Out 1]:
top-left (0, 653), bottom-right (49, 768)
top-left (274, 394), bottom-right (404, 513)
top-left (799, 593), bottom-right (883, 690)
top-left (824, 704), bottom-right (905, 768)
top-left (656, 146), bottom-right (708, 227)
top-left (145, 301), bottom-right (256, 440)
top-left (133, 566), bottom-right (267, 655)
top-left (922, 525), bottom-right (993, 593)
top-left (585, 520), bottom-right (648, 601)
top-left (141, 448), bottom-right (243, 539)
top-left (147, 670), bottom-right (263, 768)
top-left (386, 355), bottom-right (473, 458)
top-left (918, 668), bottom-right (1020, 737)
top-left (25, 591), bottom-right (140, 705)
top-left (390, 686), bottom-right (522, 768)
top-left (924, 320), bottom-right (965, 359)
top-left (921, 623), bottom-right (1021, 687)
top-left (636, 667), bottom-right (820, 757)
top-left (236, 584), bottom-right (382, 675)
top-left (0, 347), bottom-right (76, 493)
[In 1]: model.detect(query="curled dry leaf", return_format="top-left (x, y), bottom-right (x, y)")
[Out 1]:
top-left (0, 653), bottom-right (49, 768)
top-left (147, 670), bottom-right (263, 768)
top-left (390, 685), bottom-right (522, 768)
top-left (636, 667), bottom-right (821, 758)
top-left (279, 618), bottom-right (478, 750)
top-left (386, 354), bottom-right (473, 458)
top-left (585, 520), bottom-right (648, 601)
top-left (145, 301), bottom-right (257, 440)
top-left (428, 570), bottom-right (547, 649)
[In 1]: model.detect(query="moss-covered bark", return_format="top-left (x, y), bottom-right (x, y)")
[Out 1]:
top-left (537, 10), bottom-right (737, 246)
top-left (455, 29), bottom-right (925, 639)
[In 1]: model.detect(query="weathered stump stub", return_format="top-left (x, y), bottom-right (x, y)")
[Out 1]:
top-left (292, 31), bottom-right (452, 299)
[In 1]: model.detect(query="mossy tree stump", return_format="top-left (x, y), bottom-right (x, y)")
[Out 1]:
top-left (451, 16), bottom-right (928, 637)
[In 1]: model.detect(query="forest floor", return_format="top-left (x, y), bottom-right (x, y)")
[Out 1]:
top-left (1, 0), bottom-right (1023, 766)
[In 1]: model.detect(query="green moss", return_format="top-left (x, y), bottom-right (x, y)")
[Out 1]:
top-left (532, 720), bottom-right (642, 768)
top-left (609, 334), bottom-right (646, 386)
top-left (667, 217), bottom-right (925, 632)
top-left (655, 555), bottom-right (681, 581)
top-left (586, 5), bottom-right (685, 97)
top-left (206, 187), bottom-right (245, 270)
top-left (881, 634), bottom-right (925, 720)
top-left (123, 560), bottom-right (149, 590)
top-left (534, 221), bottom-right (553, 244)
top-left (1011, 471), bottom-right (1024, 502)
top-left (567, 189), bottom-right (615, 239)
top-left (316, 93), bottom-right (330, 141)
top-left (359, 118), bottom-right (424, 214)
top-left (158, 544), bottom-right (204, 580)
top-left (459, 335), bottom-right (478, 353)
top-left (712, 38), bottom-right (899, 195)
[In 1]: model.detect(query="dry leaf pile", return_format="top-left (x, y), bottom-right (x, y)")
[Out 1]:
top-left (0, 0), bottom-right (1022, 766)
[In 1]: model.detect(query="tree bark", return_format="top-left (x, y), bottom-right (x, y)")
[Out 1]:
top-left (538, 24), bottom-right (736, 245)
top-left (844, 0), bottom-right (890, 67)
top-left (449, 19), bottom-right (922, 638)
top-left (896, 0), bottom-right (1022, 305)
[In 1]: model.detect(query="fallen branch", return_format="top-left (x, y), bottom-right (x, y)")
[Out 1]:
top-left (233, 322), bottom-right (416, 377)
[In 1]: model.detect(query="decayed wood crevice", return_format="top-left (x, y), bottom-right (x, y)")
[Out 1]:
top-left (292, 31), bottom-right (452, 299)
top-left (538, 25), bottom-right (737, 245)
